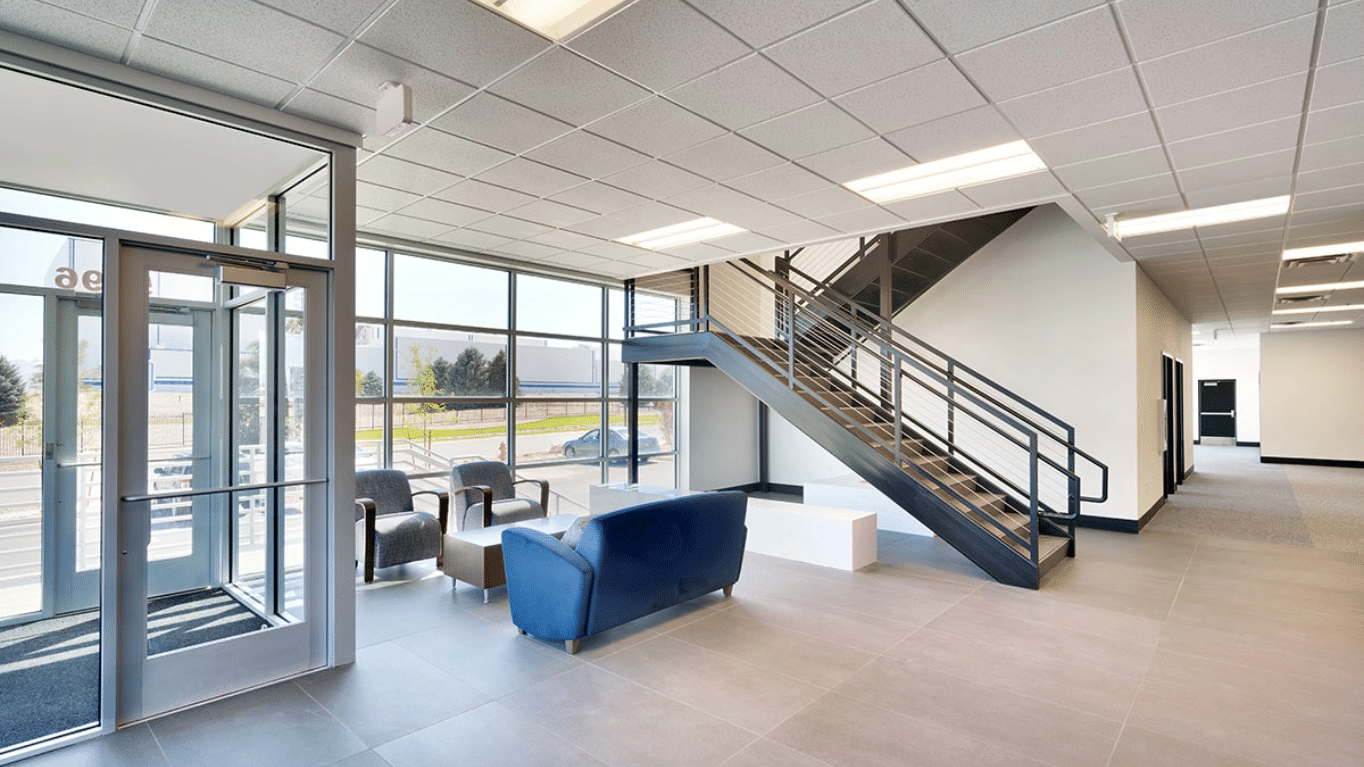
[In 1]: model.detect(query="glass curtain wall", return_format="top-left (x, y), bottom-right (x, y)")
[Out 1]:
top-left (354, 249), bottom-right (679, 513)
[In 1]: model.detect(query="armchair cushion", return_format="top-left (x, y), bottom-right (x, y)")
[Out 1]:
top-left (358, 511), bottom-right (442, 569)
top-left (354, 469), bottom-right (416, 518)
top-left (450, 461), bottom-right (547, 530)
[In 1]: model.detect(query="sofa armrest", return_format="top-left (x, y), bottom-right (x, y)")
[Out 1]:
top-left (502, 528), bottom-right (593, 643)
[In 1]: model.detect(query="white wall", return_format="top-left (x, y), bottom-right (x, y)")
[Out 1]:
top-left (1260, 328), bottom-right (1364, 462)
top-left (767, 412), bottom-right (852, 485)
top-left (1134, 267), bottom-right (1195, 515)
top-left (1192, 340), bottom-right (1261, 443)
top-left (893, 205), bottom-right (1141, 520)
top-left (680, 367), bottom-right (759, 490)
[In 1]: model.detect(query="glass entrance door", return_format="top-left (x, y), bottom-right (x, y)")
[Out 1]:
top-left (116, 244), bottom-right (328, 722)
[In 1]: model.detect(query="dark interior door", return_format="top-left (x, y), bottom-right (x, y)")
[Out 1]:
top-left (1199, 379), bottom-right (1237, 440)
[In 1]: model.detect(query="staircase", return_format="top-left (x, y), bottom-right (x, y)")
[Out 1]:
top-left (623, 258), bottom-right (1107, 589)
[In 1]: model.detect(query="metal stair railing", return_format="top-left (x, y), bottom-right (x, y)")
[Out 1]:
top-left (628, 260), bottom-right (1110, 567)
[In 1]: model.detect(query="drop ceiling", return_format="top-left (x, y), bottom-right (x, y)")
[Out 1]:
top-left (2, 0), bottom-right (1363, 341)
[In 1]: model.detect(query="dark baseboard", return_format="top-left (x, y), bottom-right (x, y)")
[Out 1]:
top-left (1193, 439), bottom-right (1199, 445)
top-left (1076, 496), bottom-right (1165, 535)
top-left (1236, 441), bottom-right (1260, 447)
top-left (722, 482), bottom-right (804, 496)
top-left (1182, 464), bottom-right (1195, 481)
top-left (1261, 456), bottom-right (1364, 469)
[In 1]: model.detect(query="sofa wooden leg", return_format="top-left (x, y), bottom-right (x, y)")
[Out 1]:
top-left (565, 639), bottom-right (580, 654)
top-left (722, 584), bottom-right (733, 597)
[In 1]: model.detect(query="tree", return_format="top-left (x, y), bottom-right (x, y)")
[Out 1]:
top-left (618, 364), bottom-right (674, 398)
top-left (402, 346), bottom-right (443, 449)
top-left (362, 370), bottom-right (384, 397)
top-left (486, 349), bottom-right (508, 396)
top-left (450, 347), bottom-right (488, 395)
top-left (0, 355), bottom-right (26, 428)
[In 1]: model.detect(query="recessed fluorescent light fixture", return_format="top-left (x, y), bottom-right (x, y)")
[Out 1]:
top-left (1282, 240), bottom-right (1364, 261)
top-left (617, 218), bottom-right (745, 250)
top-left (1106, 196), bottom-right (1290, 240)
top-left (843, 141), bottom-right (1046, 204)
top-left (1271, 320), bottom-right (1354, 329)
top-left (473, 0), bottom-right (629, 40)
top-left (1273, 304), bottom-right (1364, 315)
top-left (1277, 280), bottom-right (1364, 294)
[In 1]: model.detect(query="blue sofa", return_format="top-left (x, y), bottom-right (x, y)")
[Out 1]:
top-left (501, 491), bottom-right (748, 654)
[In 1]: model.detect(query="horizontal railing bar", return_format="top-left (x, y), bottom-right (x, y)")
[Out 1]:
top-left (122, 477), bottom-right (327, 503)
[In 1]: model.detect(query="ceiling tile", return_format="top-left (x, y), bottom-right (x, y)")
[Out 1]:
top-left (357, 181), bottom-right (420, 211)
top-left (569, 0), bottom-right (747, 91)
top-left (580, 240), bottom-right (654, 260)
top-left (1165, 117), bottom-right (1301, 170)
top-left (366, 213), bottom-right (452, 239)
top-left (527, 230), bottom-right (604, 250)
top-left (129, 38), bottom-right (295, 107)
top-left (432, 180), bottom-right (537, 213)
top-left (1155, 73), bottom-right (1308, 142)
top-left (602, 161), bottom-right (711, 198)
top-left (739, 102), bottom-right (876, 160)
top-left (1139, 17), bottom-right (1315, 108)
top-left (776, 186), bottom-right (871, 218)
top-left (664, 184), bottom-right (766, 218)
top-left (305, 42), bottom-right (475, 124)
top-left (280, 88), bottom-right (373, 135)
top-left (1, 2), bottom-right (132, 61)
top-left (726, 164), bottom-right (833, 200)
top-left (397, 197), bottom-right (491, 227)
top-left (709, 231), bottom-right (786, 255)
top-left (657, 242), bottom-right (734, 261)
top-left (1300, 135), bottom-right (1364, 172)
top-left (1293, 184), bottom-right (1364, 211)
top-left (467, 215), bottom-right (552, 240)
top-left (665, 135), bottom-right (785, 181)
top-left (1177, 149), bottom-right (1296, 191)
top-left (667, 54), bottom-right (822, 130)
top-left (144, 0), bottom-right (344, 82)
top-left (357, 155), bottom-right (459, 196)
top-left (430, 93), bottom-right (572, 155)
top-left (998, 68), bottom-right (1147, 136)
top-left (1030, 112), bottom-right (1159, 167)
top-left (549, 252), bottom-right (612, 269)
top-left (586, 97), bottom-right (727, 157)
top-left (955, 8), bottom-right (1128, 101)
top-left (686, 0), bottom-right (862, 48)
top-left (764, 0), bottom-right (940, 98)
top-left (1295, 160), bottom-right (1364, 194)
top-left (1053, 146), bottom-right (1172, 190)
top-left (1304, 101), bottom-right (1364, 145)
top-left (1117, 0), bottom-right (1317, 61)
top-left (429, 228), bottom-right (512, 252)
top-left (34, 0), bottom-right (145, 27)
top-left (1320, 0), bottom-right (1364, 65)
top-left (815, 206), bottom-right (905, 234)
top-left (1074, 173), bottom-right (1181, 211)
top-left (490, 48), bottom-right (649, 126)
top-left (549, 182), bottom-right (651, 216)
top-left (885, 106), bottom-right (1021, 163)
top-left (834, 60), bottom-right (985, 134)
top-left (1182, 176), bottom-right (1292, 207)
top-left (359, 0), bottom-right (548, 87)
top-left (903, 0), bottom-right (1103, 53)
top-left (959, 172), bottom-right (1066, 207)
top-left (475, 158), bottom-right (587, 197)
top-left (505, 199), bottom-right (599, 228)
top-left (1311, 55), bottom-right (1364, 110)
top-left (384, 127), bottom-right (512, 177)
top-left (1290, 203), bottom-right (1364, 227)
top-left (797, 138), bottom-right (913, 184)
top-left (525, 131), bottom-right (650, 180)
top-left (256, 0), bottom-right (388, 36)
top-left (493, 240), bottom-right (562, 260)
top-left (721, 203), bottom-right (806, 230)
top-left (879, 190), bottom-right (981, 223)
top-left (759, 219), bottom-right (844, 244)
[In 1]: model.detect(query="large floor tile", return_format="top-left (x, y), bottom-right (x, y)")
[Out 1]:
top-left (959, 581), bottom-right (1165, 645)
top-left (719, 593), bottom-right (919, 654)
top-left (1128, 681), bottom-right (1364, 767)
top-left (501, 666), bottom-right (756, 767)
top-left (17, 724), bottom-right (169, 767)
top-left (1108, 725), bottom-right (1274, 767)
top-left (1155, 619), bottom-right (1364, 688)
top-left (718, 738), bottom-right (837, 767)
top-left (666, 610), bottom-right (877, 689)
top-left (375, 701), bottom-right (605, 767)
top-left (768, 693), bottom-right (1050, 767)
top-left (147, 682), bottom-right (366, 767)
top-left (325, 751), bottom-right (392, 767)
top-left (832, 657), bottom-right (1122, 767)
top-left (594, 635), bottom-right (825, 734)
top-left (393, 616), bottom-right (582, 699)
top-left (296, 643), bottom-right (490, 747)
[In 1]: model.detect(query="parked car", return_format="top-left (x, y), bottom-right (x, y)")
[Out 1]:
top-left (562, 427), bottom-right (660, 460)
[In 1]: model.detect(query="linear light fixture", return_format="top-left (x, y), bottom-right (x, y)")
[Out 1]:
top-left (1282, 239), bottom-right (1364, 261)
top-left (1277, 280), bottom-right (1364, 294)
top-left (473, 0), bottom-right (628, 40)
top-left (1106, 196), bottom-right (1290, 240)
top-left (843, 141), bottom-right (1047, 204)
top-left (617, 218), bottom-right (745, 250)
top-left (1271, 320), bottom-right (1355, 329)
top-left (1273, 304), bottom-right (1364, 315)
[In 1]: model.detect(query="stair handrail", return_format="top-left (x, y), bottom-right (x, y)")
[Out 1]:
top-left (741, 258), bottom-right (1109, 506)
top-left (790, 236), bottom-right (883, 298)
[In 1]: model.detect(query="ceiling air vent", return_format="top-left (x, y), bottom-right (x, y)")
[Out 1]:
top-left (1284, 252), bottom-right (1358, 268)
top-left (1277, 294), bottom-right (1326, 304)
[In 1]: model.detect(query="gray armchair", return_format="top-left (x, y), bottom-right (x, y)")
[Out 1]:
top-left (450, 461), bottom-right (549, 531)
top-left (355, 469), bottom-right (449, 582)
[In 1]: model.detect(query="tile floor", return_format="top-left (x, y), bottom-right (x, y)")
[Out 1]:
top-left (18, 458), bottom-right (1364, 767)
